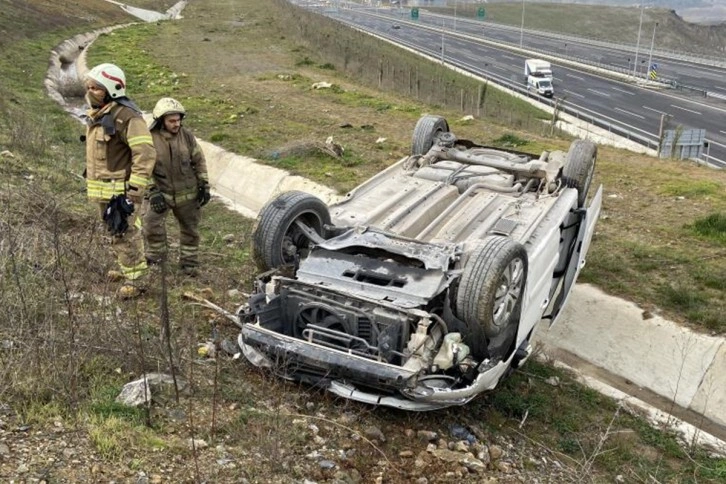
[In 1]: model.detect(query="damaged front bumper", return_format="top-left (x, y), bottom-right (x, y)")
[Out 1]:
top-left (238, 324), bottom-right (517, 411)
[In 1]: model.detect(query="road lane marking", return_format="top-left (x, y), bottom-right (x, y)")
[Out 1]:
top-left (720, 130), bottom-right (726, 135)
top-left (567, 73), bottom-right (585, 81)
top-left (643, 105), bottom-right (668, 115)
top-left (611, 86), bottom-right (635, 95)
top-left (501, 54), bottom-right (515, 60)
top-left (614, 107), bottom-right (645, 119)
top-left (670, 104), bottom-right (702, 115)
top-left (563, 90), bottom-right (585, 98)
top-left (587, 88), bottom-right (611, 97)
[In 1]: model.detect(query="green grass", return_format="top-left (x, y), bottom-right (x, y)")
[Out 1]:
top-left (688, 213), bottom-right (726, 246)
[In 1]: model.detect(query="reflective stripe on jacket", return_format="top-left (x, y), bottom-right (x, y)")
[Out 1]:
top-left (150, 127), bottom-right (208, 206)
top-left (85, 101), bottom-right (156, 202)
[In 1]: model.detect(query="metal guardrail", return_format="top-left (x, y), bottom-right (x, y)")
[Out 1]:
top-left (332, 15), bottom-right (661, 152)
top-left (419, 11), bottom-right (726, 70)
top-left (316, 5), bottom-right (724, 167)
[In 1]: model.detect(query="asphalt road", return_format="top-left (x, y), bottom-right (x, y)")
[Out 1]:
top-left (299, 3), bottom-right (726, 168)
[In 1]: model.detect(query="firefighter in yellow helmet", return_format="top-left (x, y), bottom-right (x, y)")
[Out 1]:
top-left (143, 97), bottom-right (210, 276)
top-left (83, 63), bottom-right (155, 299)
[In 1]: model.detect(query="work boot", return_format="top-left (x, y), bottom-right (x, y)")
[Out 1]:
top-left (107, 270), bottom-right (124, 282)
top-left (181, 265), bottom-right (199, 278)
top-left (118, 283), bottom-right (144, 300)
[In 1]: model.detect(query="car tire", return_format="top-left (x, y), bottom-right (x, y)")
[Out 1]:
top-left (411, 114), bottom-right (450, 155)
top-left (455, 236), bottom-right (528, 360)
top-left (562, 139), bottom-right (597, 207)
top-left (252, 191), bottom-right (331, 271)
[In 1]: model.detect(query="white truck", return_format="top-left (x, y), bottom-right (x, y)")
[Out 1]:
top-left (524, 59), bottom-right (554, 98)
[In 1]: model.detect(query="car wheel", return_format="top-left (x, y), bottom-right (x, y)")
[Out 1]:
top-left (562, 139), bottom-right (597, 207)
top-left (455, 236), bottom-right (528, 360)
top-left (411, 114), bottom-right (450, 155)
top-left (252, 191), bottom-right (331, 271)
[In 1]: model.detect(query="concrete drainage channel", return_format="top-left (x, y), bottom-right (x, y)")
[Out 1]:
top-left (44, 1), bottom-right (726, 455)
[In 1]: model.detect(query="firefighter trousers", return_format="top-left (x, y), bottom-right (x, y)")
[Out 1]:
top-left (97, 202), bottom-right (148, 284)
top-left (143, 200), bottom-right (201, 269)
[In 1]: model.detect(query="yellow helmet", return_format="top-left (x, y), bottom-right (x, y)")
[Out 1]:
top-left (86, 63), bottom-right (126, 98)
top-left (152, 97), bottom-right (186, 120)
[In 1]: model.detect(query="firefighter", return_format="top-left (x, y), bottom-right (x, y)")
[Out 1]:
top-left (84, 63), bottom-right (155, 299)
top-left (143, 97), bottom-right (210, 276)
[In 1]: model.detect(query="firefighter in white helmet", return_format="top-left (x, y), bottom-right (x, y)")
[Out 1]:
top-left (143, 97), bottom-right (210, 276)
top-left (83, 63), bottom-right (156, 299)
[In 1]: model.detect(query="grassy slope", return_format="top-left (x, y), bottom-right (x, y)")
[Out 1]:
top-left (0, 0), bottom-right (725, 482)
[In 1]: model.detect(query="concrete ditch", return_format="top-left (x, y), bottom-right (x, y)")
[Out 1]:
top-left (43, 1), bottom-right (726, 456)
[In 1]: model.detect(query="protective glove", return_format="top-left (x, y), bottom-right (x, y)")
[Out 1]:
top-left (149, 189), bottom-right (167, 214)
top-left (103, 195), bottom-right (135, 236)
top-left (197, 182), bottom-right (211, 207)
top-left (126, 184), bottom-right (144, 206)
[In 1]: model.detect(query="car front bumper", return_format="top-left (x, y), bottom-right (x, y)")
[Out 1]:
top-left (239, 324), bottom-right (515, 410)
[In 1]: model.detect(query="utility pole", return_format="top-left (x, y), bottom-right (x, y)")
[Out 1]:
top-left (519, 0), bottom-right (525, 48)
top-left (441, 19), bottom-right (445, 64)
top-left (633, 4), bottom-right (644, 79)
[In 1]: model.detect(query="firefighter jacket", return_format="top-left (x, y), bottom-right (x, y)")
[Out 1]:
top-left (149, 126), bottom-right (208, 207)
top-left (85, 100), bottom-right (155, 202)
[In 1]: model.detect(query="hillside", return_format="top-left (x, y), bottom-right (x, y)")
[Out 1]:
top-left (0, 0), bottom-right (725, 482)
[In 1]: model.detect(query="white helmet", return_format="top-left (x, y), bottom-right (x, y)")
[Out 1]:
top-left (152, 97), bottom-right (186, 121)
top-left (86, 63), bottom-right (126, 98)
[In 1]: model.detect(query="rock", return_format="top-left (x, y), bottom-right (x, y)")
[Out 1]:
top-left (404, 428), bottom-right (415, 438)
top-left (459, 115), bottom-right (475, 122)
top-left (308, 423), bottom-right (320, 434)
top-left (222, 234), bottom-right (235, 244)
top-left (319, 460), bottom-right (336, 469)
top-left (426, 443), bottom-right (437, 452)
top-left (1, 150), bottom-right (15, 158)
top-left (545, 376), bottom-right (560, 386)
top-left (488, 444), bottom-right (504, 461)
top-left (364, 425), bottom-right (385, 442)
top-left (116, 373), bottom-right (185, 407)
top-left (417, 430), bottom-right (438, 442)
top-left (416, 478), bottom-right (429, 484)
top-left (399, 450), bottom-right (414, 458)
top-left (334, 469), bottom-right (361, 483)
top-left (431, 448), bottom-right (462, 463)
top-left (312, 82), bottom-right (332, 89)
top-left (313, 435), bottom-right (326, 445)
top-left (306, 401), bottom-right (316, 411)
top-left (62, 448), bottom-right (76, 459)
top-left (375, 137), bottom-right (387, 144)
top-left (496, 461), bottom-right (512, 473)
top-left (227, 289), bottom-right (240, 298)
top-left (150, 475), bottom-right (163, 484)
top-left (461, 453), bottom-right (486, 473)
top-left (454, 441), bottom-right (469, 452)
top-left (17, 463), bottom-right (29, 474)
top-left (188, 438), bottom-right (208, 450)
top-left (0, 443), bottom-right (9, 455)
top-left (339, 123), bottom-right (353, 128)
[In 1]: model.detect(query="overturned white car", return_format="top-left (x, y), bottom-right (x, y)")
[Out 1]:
top-left (237, 114), bottom-right (602, 410)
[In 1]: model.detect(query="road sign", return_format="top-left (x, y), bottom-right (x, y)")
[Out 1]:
top-left (477, 7), bottom-right (486, 19)
top-left (411, 7), bottom-right (419, 20)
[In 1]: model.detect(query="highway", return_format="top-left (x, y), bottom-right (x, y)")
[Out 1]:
top-left (297, 2), bottom-right (726, 168)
